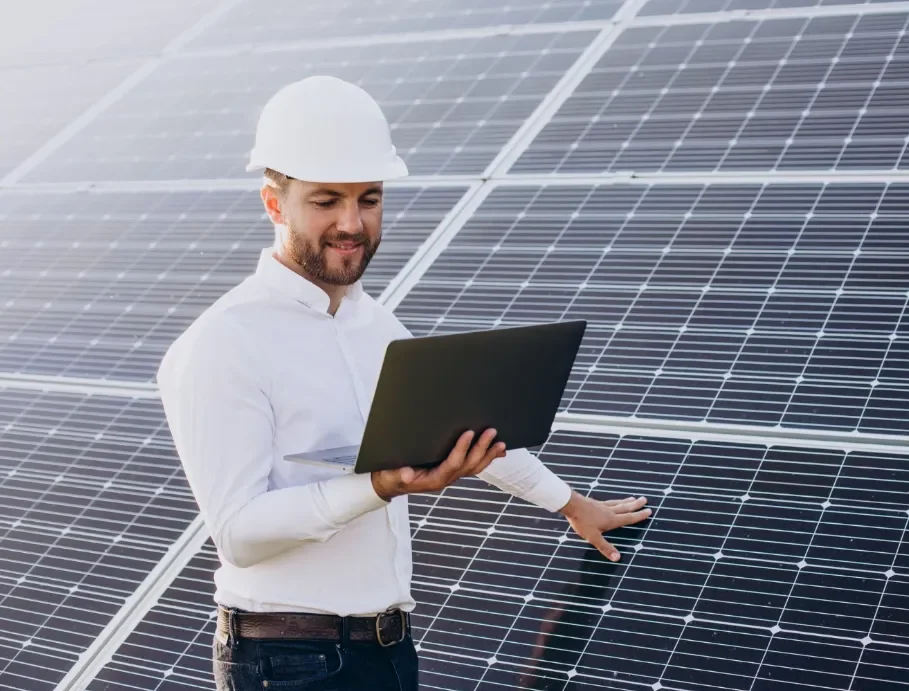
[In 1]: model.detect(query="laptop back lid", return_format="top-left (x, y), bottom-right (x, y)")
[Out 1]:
top-left (354, 320), bottom-right (586, 473)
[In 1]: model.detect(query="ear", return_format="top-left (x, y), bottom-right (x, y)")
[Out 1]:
top-left (261, 185), bottom-right (284, 225)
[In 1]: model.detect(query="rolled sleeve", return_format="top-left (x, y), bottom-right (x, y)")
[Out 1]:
top-left (479, 447), bottom-right (572, 513)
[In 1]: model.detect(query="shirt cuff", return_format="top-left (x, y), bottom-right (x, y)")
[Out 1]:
top-left (319, 471), bottom-right (389, 527)
top-left (522, 471), bottom-right (573, 513)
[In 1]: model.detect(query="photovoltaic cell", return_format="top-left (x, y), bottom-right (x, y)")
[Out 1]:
top-left (513, 12), bottom-right (909, 174)
top-left (639, 0), bottom-right (904, 16)
top-left (0, 185), bottom-right (466, 382)
top-left (395, 182), bottom-right (909, 434)
top-left (187, 0), bottom-right (621, 47)
top-left (82, 432), bottom-right (909, 691)
top-left (0, 388), bottom-right (194, 691)
top-left (0, 62), bottom-right (136, 179)
top-left (0, 0), bottom-right (220, 68)
top-left (87, 543), bottom-right (221, 691)
top-left (24, 32), bottom-right (595, 182)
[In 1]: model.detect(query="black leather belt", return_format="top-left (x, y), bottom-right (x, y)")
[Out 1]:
top-left (216, 606), bottom-right (410, 647)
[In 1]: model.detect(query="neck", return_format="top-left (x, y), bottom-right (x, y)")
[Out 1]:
top-left (272, 248), bottom-right (346, 316)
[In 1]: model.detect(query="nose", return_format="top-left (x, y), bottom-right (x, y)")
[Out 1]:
top-left (336, 201), bottom-right (364, 235)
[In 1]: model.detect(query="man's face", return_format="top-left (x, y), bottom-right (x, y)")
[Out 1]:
top-left (269, 180), bottom-right (383, 286)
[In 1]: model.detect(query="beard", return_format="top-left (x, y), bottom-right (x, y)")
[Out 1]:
top-left (285, 224), bottom-right (380, 286)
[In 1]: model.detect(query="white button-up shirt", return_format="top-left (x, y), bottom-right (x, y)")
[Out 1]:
top-left (157, 248), bottom-right (572, 617)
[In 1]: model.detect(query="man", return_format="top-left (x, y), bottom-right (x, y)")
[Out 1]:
top-left (157, 76), bottom-right (651, 691)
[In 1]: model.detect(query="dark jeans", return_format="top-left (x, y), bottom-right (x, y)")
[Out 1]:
top-left (212, 632), bottom-right (419, 690)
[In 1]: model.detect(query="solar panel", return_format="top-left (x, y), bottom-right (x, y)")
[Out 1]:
top-left (23, 31), bottom-right (596, 183)
top-left (395, 181), bottom-right (909, 434)
top-left (512, 11), bottom-right (909, 174)
top-left (0, 387), bottom-right (193, 691)
top-left (86, 542), bottom-right (221, 691)
top-left (0, 62), bottom-right (137, 180)
top-left (187, 0), bottom-right (622, 47)
top-left (83, 431), bottom-right (909, 691)
top-left (639, 0), bottom-right (906, 16)
top-left (5, 1), bottom-right (909, 690)
top-left (0, 0), bottom-right (220, 68)
top-left (0, 185), bottom-right (466, 382)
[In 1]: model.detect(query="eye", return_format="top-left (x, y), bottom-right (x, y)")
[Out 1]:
top-left (361, 197), bottom-right (381, 207)
top-left (313, 199), bottom-right (336, 209)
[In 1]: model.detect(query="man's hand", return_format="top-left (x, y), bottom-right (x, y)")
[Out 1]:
top-left (371, 428), bottom-right (506, 502)
top-left (559, 491), bottom-right (651, 562)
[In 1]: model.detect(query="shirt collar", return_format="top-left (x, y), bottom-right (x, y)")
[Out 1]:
top-left (255, 248), bottom-right (363, 314)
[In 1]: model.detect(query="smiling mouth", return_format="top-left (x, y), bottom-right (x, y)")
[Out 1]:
top-left (326, 240), bottom-right (363, 253)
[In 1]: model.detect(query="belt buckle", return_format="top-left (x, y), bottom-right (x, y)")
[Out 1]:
top-left (375, 608), bottom-right (406, 647)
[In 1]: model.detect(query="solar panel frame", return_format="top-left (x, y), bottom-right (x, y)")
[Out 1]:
top-left (81, 431), bottom-right (909, 691)
top-left (394, 179), bottom-right (909, 435)
top-left (183, 0), bottom-right (623, 48)
top-left (0, 184), bottom-right (469, 383)
top-left (22, 31), bottom-right (598, 183)
top-left (0, 388), bottom-right (194, 691)
top-left (511, 11), bottom-right (909, 175)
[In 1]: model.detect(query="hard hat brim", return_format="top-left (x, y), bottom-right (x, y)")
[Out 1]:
top-left (246, 154), bottom-right (409, 183)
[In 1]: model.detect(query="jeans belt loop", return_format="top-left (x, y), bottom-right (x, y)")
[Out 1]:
top-left (228, 608), bottom-right (239, 650)
top-left (341, 615), bottom-right (350, 647)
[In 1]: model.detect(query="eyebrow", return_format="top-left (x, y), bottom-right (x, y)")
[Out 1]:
top-left (309, 186), bottom-right (383, 199)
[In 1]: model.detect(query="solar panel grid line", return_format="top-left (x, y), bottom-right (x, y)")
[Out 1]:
top-left (427, 187), bottom-right (598, 331)
top-left (746, 186), bottom-right (899, 435)
top-left (685, 448), bottom-right (848, 690)
top-left (0, 177), bottom-right (480, 194)
top-left (410, 492), bottom-right (523, 663)
top-left (54, 517), bottom-right (209, 691)
top-left (382, 185), bottom-right (497, 311)
top-left (489, 0), bottom-right (651, 176)
top-left (829, 20), bottom-right (909, 171)
top-left (460, 433), bottom-right (672, 689)
top-left (418, 480), bottom-right (909, 534)
top-left (0, 0), bottom-right (245, 188)
top-left (552, 413), bottom-right (909, 455)
top-left (179, 0), bottom-right (627, 51)
top-left (412, 494), bottom-right (904, 578)
top-left (177, 18), bottom-right (620, 61)
top-left (695, 179), bottom-right (863, 425)
top-left (379, 182), bottom-right (485, 305)
top-left (22, 31), bottom-right (601, 182)
top-left (495, 170), bottom-right (909, 184)
top-left (630, 0), bottom-right (909, 26)
top-left (584, 20), bottom-right (776, 182)
top-left (843, 515), bottom-right (909, 688)
top-left (81, 431), bottom-right (909, 690)
top-left (0, 376), bottom-right (158, 399)
top-left (712, 13), bottom-right (847, 173)
top-left (562, 186), bottom-right (715, 414)
top-left (0, 185), bottom-right (469, 382)
top-left (512, 12), bottom-right (909, 176)
top-left (413, 615), bottom-right (885, 691)
top-left (397, 179), bottom-right (909, 432)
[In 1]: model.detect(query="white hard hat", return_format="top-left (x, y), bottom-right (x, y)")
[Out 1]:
top-left (246, 75), bottom-right (409, 183)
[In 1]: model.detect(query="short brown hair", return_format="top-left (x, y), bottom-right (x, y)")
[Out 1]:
top-left (263, 168), bottom-right (292, 195)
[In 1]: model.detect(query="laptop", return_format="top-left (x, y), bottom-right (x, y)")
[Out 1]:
top-left (284, 320), bottom-right (587, 474)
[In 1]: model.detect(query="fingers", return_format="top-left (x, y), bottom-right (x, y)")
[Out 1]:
top-left (617, 507), bottom-right (652, 527)
top-left (609, 496), bottom-right (648, 514)
top-left (460, 428), bottom-right (501, 475)
top-left (591, 534), bottom-right (621, 562)
top-left (428, 430), bottom-right (478, 480)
